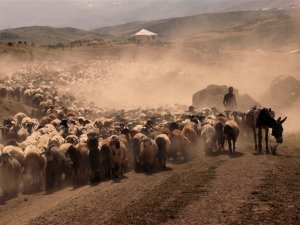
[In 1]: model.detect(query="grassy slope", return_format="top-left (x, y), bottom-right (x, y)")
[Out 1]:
top-left (0, 26), bottom-right (101, 45)
top-left (0, 98), bottom-right (35, 121)
top-left (93, 10), bottom-right (291, 38)
top-left (185, 12), bottom-right (300, 50)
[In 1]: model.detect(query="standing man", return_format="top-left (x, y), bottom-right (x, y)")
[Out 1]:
top-left (223, 86), bottom-right (237, 110)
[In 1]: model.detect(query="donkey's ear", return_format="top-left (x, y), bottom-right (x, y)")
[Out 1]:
top-left (276, 117), bottom-right (282, 122)
top-left (280, 117), bottom-right (287, 124)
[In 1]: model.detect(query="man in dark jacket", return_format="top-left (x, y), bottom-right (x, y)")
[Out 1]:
top-left (223, 86), bottom-right (237, 110)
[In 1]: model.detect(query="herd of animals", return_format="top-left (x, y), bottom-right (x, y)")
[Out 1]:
top-left (0, 63), bottom-right (287, 199)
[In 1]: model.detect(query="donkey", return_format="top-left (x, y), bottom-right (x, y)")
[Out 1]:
top-left (246, 108), bottom-right (287, 153)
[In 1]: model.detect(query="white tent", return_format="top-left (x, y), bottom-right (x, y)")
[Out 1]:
top-left (131, 29), bottom-right (158, 43)
top-left (132, 29), bottom-right (158, 37)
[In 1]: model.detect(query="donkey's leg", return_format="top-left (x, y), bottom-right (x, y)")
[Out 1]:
top-left (253, 127), bottom-right (258, 150)
top-left (265, 128), bottom-right (270, 153)
top-left (258, 128), bottom-right (262, 153)
top-left (228, 138), bottom-right (232, 153)
top-left (233, 139), bottom-right (236, 153)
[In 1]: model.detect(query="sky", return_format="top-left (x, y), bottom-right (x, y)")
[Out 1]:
top-left (0, 0), bottom-right (298, 30)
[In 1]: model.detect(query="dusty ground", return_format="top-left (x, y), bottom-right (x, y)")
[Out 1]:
top-left (0, 134), bottom-right (299, 225)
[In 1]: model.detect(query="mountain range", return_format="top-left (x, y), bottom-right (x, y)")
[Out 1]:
top-left (0, 0), bottom-right (299, 30)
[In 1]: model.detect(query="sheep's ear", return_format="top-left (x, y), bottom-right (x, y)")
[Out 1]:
top-left (280, 117), bottom-right (287, 124)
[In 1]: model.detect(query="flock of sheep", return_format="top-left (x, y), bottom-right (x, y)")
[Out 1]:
top-left (0, 62), bottom-right (242, 199)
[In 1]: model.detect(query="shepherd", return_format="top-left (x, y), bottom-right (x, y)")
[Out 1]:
top-left (223, 86), bottom-right (237, 111)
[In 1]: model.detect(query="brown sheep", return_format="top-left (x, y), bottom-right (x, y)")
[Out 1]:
top-left (2, 145), bottom-right (24, 166)
top-left (0, 152), bottom-right (22, 197)
top-left (108, 135), bottom-right (127, 178)
top-left (154, 134), bottom-right (171, 169)
top-left (214, 121), bottom-right (225, 151)
top-left (17, 128), bottom-right (29, 142)
top-left (87, 137), bottom-right (101, 182)
top-left (169, 129), bottom-right (191, 161)
top-left (100, 140), bottom-right (111, 179)
top-left (139, 137), bottom-right (158, 172)
top-left (201, 124), bottom-right (216, 155)
top-left (65, 135), bottom-right (79, 145)
top-left (223, 120), bottom-right (240, 153)
top-left (182, 122), bottom-right (199, 144)
top-left (23, 146), bottom-right (46, 193)
top-left (132, 133), bottom-right (147, 170)
top-left (42, 146), bottom-right (67, 191)
top-left (66, 143), bottom-right (90, 186)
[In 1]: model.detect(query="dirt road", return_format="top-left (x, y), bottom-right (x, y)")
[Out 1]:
top-left (0, 135), bottom-right (299, 225)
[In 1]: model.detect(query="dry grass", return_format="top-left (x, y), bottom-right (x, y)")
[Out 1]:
top-left (0, 98), bottom-right (36, 121)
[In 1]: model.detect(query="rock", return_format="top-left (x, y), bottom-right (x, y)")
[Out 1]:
top-left (263, 75), bottom-right (300, 108)
top-left (192, 84), bottom-right (260, 111)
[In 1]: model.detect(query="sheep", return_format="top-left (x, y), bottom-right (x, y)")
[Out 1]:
top-left (18, 132), bottom-right (41, 149)
top-left (169, 129), bottom-right (191, 161)
top-left (38, 124), bottom-right (57, 135)
top-left (232, 111), bottom-right (251, 139)
top-left (108, 135), bottom-right (127, 178)
top-left (17, 128), bottom-right (29, 142)
top-left (7, 123), bottom-right (20, 141)
top-left (58, 143), bottom-right (76, 184)
top-left (51, 119), bottom-right (61, 128)
top-left (39, 116), bottom-right (52, 128)
top-left (117, 134), bottom-right (131, 170)
top-left (23, 146), bottom-right (46, 193)
top-left (132, 133), bottom-right (147, 170)
top-left (100, 140), bottom-right (111, 179)
top-left (87, 137), bottom-right (101, 182)
top-left (139, 137), bottom-right (158, 172)
top-left (14, 112), bottom-right (27, 125)
top-left (201, 124), bottom-right (216, 155)
top-left (182, 122), bottom-right (199, 143)
top-left (37, 134), bottom-right (51, 149)
top-left (154, 134), bottom-right (171, 169)
top-left (0, 152), bottom-right (22, 197)
top-left (21, 116), bottom-right (32, 128)
top-left (42, 146), bottom-right (67, 191)
top-left (65, 143), bottom-right (90, 186)
top-left (0, 86), bottom-right (7, 98)
top-left (0, 144), bottom-right (4, 153)
top-left (214, 121), bottom-right (225, 151)
top-left (65, 135), bottom-right (79, 145)
top-left (2, 145), bottom-right (24, 166)
top-left (223, 120), bottom-right (240, 153)
top-left (48, 134), bottom-right (65, 147)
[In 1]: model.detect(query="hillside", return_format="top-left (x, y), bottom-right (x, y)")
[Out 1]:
top-left (0, 0), bottom-right (299, 30)
top-left (93, 9), bottom-right (295, 39)
top-left (1, 9), bottom-right (300, 46)
top-left (184, 11), bottom-right (300, 50)
top-left (263, 75), bottom-right (300, 108)
top-left (0, 26), bottom-right (101, 45)
top-left (0, 98), bottom-right (36, 122)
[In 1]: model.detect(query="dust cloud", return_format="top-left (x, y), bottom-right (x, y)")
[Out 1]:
top-left (1, 42), bottom-right (300, 131)
top-left (55, 45), bottom-right (300, 108)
